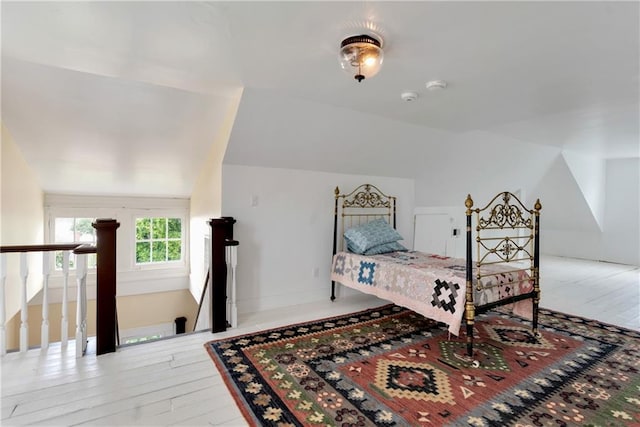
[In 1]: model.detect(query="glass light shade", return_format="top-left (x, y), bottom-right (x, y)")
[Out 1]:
top-left (339, 35), bottom-right (384, 82)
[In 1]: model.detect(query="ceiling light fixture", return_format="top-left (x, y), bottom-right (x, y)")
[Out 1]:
top-left (339, 34), bottom-right (384, 83)
top-left (426, 80), bottom-right (448, 90)
top-left (401, 92), bottom-right (418, 102)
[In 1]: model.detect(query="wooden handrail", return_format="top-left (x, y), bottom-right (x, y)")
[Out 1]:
top-left (1, 221), bottom-right (118, 356)
top-left (73, 244), bottom-right (97, 255)
top-left (0, 242), bottom-right (97, 355)
top-left (0, 243), bottom-right (92, 253)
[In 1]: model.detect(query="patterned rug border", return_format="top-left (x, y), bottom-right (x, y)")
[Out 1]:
top-left (204, 305), bottom-right (640, 426)
top-left (204, 304), bottom-right (396, 425)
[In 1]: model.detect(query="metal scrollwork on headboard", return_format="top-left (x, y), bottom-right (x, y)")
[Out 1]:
top-left (340, 184), bottom-right (393, 209)
top-left (332, 184), bottom-right (397, 301)
top-left (333, 184), bottom-right (397, 255)
top-left (466, 191), bottom-right (542, 291)
top-left (476, 192), bottom-right (533, 230)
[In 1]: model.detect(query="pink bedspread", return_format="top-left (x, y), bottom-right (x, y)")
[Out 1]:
top-left (331, 251), bottom-right (533, 335)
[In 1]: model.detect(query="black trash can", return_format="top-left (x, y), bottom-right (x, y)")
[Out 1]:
top-left (175, 316), bottom-right (187, 334)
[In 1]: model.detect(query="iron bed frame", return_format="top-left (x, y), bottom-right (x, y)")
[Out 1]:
top-left (331, 184), bottom-right (542, 358)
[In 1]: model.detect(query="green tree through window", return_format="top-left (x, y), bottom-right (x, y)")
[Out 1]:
top-left (136, 217), bottom-right (182, 264)
top-left (54, 217), bottom-right (97, 269)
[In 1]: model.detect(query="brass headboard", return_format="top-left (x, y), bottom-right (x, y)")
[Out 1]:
top-left (332, 184), bottom-right (397, 256)
top-left (465, 192), bottom-right (541, 293)
top-left (331, 184), bottom-right (396, 301)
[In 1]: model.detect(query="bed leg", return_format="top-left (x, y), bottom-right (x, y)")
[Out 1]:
top-left (532, 290), bottom-right (540, 337)
top-left (331, 281), bottom-right (336, 301)
top-left (465, 300), bottom-right (475, 357)
top-left (466, 320), bottom-right (474, 357)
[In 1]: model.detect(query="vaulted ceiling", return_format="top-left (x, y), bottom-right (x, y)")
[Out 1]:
top-left (2, 1), bottom-right (638, 197)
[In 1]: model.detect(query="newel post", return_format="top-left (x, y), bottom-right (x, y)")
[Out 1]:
top-left (209, 218), bottom-right (227, 333)
top-left (209, 217), bottom-right (236, 333)
top-left (93, 219), bottom-right (120, 355)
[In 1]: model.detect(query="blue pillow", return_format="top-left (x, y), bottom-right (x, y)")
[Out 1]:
top-left (344, 218), bottom-right (403, 254)
top-left (363, 241), bottom-right (408, 255)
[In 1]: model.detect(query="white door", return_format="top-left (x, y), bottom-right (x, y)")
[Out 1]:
top-left (414, 214), bottom-right (451, 256)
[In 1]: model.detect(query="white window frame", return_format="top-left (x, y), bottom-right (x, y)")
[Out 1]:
top-left (130, 210), bottom-right (188, 271)
top-left (45, 207), bottom-right (117, 274)
top-left (44, 195), bottom-right (190, 291)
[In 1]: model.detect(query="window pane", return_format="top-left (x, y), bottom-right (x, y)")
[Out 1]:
top-left (135, 216), bottom-right (183, 265)
top-left (136, 218), bottom-right (150, 240)
top-left (152, 218), bottom-right (166, 239)
top-left (168, 218), bottom-right (181, 238)
top-left (152, 241), bottom-right (166, 262)
top-left (55, 251), bottom-right (64, 269)
top-left (168, 241), bottom-right (181, 261)
top-left (88, 254), bottom-right (97, 269)
top-left (136, 242), bottom-right (151, 263)
top-left (75, 218), bottom-right (95, 242)
top-left (55, 218), bottom-right (74, 243)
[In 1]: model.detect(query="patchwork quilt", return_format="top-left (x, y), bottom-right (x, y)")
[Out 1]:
top-left (331, 251), bottom-right (533, 335)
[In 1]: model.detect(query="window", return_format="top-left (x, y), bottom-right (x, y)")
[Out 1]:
top-left (53, 217), bottom-right (97, 269)
top-left (45, 194), bottom-right (189, 284)
top-left (135, 217), bottom-right (183, 264)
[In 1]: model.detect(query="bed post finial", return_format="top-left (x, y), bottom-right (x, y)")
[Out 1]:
top-left (465, 194), bottom-right (474, 214)
top-left (534, 198), bottom-right (542, 211)
top-left (335, 186), bottom-right (340, 197)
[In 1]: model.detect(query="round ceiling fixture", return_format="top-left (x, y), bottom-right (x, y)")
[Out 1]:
top-left (339, 34), bottom-right (384, 83)
top-left (426, 80), bottom-right (448, 90)
top-left (401, 92), bottom-right (418, 102)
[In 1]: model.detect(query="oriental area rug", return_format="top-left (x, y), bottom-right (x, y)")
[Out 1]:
top-left (205, 305), bottom-right (640, 426)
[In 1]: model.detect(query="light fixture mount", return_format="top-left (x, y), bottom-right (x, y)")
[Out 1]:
top-left (339, 34), bottom-right (384, 83)
top-left (426, 80), bottom-right (448, 90)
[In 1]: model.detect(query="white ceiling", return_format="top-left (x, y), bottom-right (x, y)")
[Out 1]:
top-left (2, 1), bottom-right (638, 197)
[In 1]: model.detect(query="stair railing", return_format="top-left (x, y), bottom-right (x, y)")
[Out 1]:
top-left (0, 244), bottom-right (94, 356)
top-left (0, 218), bottom-right (119, 357)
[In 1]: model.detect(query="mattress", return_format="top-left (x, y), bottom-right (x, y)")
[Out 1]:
top-left (331, 251), bottom-right (533, 335)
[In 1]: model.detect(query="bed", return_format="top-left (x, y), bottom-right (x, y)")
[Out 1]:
top-left (330, 184), bottom-right (541, 358)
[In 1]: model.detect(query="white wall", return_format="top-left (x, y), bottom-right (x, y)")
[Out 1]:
top-left (223, 87), bottom-right (456, 180)
top-left (562, 149), bottom-right (606, 230)
top-left (1, 123), bottom-right (44, 321)
top-left (602, 158), bottom-right (640, 265)
top-left (224, 90), bottom-right (637, 267)
top-left (189, 89), bottom-right (243, 330)
top-left (413, 130), bottom-right (562, 207)
top-left (222, 165), bottom-right (415, 314)
top-left (416, 155), bottom-right (639, 266)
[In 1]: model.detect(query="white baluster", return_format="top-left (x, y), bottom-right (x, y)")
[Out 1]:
top-left (81, 257), bottom-right (87, 353)
top-left (20, 253), bottom-right (29, 353)
top-left (0, 253), bottom-right (7, 356)
top-left (41, 252), bottom-right (50, 351)
top-left (61, 251), bottom-right (69, 347)
top-left (75, 254), bottom-right (87, 358)
top-left (229, 246), bottom-right (238, 328)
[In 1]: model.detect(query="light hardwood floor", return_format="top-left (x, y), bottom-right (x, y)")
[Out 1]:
top-left (1, 255), bottom-right (638, 426)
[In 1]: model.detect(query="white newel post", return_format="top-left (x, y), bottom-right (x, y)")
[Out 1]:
top-left (226, 245), bottom-right (238, 328)
top-left (61, 251), bottom-right (69, 347)
top-left (41, 252), bottom-right (50, 351)
top-left (19, 253), bottom-right (29, 353)
top-left (0, 254), bottom-right (6, 356)
top-left (75, 254), bottom-right (88, 358)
